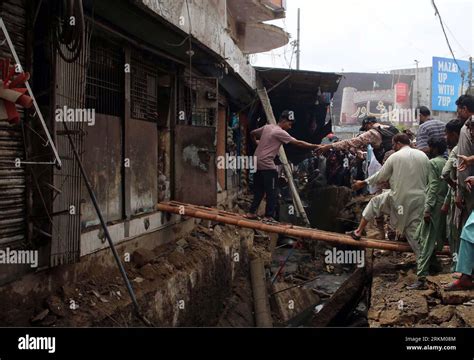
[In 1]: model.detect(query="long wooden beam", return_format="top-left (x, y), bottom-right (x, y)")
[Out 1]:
top-left (156, 201), bottom-right (451, 254)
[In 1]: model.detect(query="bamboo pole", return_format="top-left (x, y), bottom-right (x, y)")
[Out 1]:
top-left (257, 88), bottom-right (310, 226)
top-left (156, 202), bottom-right (451, 254)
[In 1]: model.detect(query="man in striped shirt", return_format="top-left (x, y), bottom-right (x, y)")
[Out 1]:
top-left (416, 106), bottom-right (446, 154)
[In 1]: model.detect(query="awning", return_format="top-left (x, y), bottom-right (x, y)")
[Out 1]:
top-left (255, 67), bottom-right (342, 105)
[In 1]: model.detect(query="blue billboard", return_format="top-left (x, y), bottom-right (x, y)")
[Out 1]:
top-left (432, 57), bottom-right (471, 112)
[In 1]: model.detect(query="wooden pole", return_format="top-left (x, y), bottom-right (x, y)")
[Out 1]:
top-left (156, 202), bottom-right (451, 254)
top-left (257, 88), bottom-right (311, 226)
top-left (250, 258), bottom-right (273, 327)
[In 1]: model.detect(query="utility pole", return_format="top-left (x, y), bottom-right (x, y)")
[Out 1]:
top-left (414, 60), bottom-right (420, 107)
top-left (469, 56), bottom-right (473, 95)
top-left (296, 8), bottom-right (301, 70)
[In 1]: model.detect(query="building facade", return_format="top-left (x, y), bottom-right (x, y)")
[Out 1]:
top-left (0, 0), bottom-right (289, 286)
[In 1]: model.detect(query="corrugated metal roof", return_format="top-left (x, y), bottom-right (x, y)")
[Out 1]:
top-left (255, 67), bottom-right (342, 104)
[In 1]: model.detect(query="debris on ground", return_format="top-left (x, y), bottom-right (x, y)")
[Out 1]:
top-left (369, 251), bottom-right (474, 327)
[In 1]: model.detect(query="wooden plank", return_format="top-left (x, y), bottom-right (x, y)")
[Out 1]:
top-left (311, 267), bottom-right (366, 327)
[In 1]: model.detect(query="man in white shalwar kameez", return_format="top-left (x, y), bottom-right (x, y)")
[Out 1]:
top-left (350, 134), bottom-right (430, 257)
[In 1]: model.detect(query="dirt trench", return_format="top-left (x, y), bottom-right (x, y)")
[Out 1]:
top-left (21, 188), bottom-right (473, 328)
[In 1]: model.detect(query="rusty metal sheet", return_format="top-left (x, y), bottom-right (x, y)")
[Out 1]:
top-left (174, 124), bottom-right (216, 206)
top-left (129, 119), bottom-right (158, 214)
top-left (82, 114), bottom-right (123, 227)
top-left (0, 119), bottom-right (25, 246)
top-left (0, 0), bottom-right (27, 246)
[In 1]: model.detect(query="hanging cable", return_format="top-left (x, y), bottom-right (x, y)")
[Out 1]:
top-left (184, 0), bottom-right (194, 124)
top-left (431, 0), bottom-right (461, 69)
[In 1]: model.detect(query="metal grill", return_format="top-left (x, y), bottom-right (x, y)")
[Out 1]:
top-left (191, 108), bottom-right (216, 127)
top-left (131, 56), bottom-right (158, 120)
top-left (51, 25), bottom-right (92, 266)
top-left (86, 38), bottom-right (123, 116)
top-left (177, 76), bottom-right (218, 127)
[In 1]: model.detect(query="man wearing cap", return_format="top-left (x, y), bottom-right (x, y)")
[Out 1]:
top-left (245, 110), bottom-right (319, 221)
top-left (316, 116), bottom-right (399, 165)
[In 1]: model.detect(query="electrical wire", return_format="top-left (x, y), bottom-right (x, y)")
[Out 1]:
top-left (185, 0), bottom-right (194, 123)
top-left (165, 35), bottom-right (190, 47)
top-left (52, 0), bottom-right (85, 63)
top-left (431, 0), bottom-right (462, 70)
top-left (444, 22), bottom-right (471, 58)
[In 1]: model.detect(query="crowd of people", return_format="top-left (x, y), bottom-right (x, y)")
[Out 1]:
top-left (316, 95), bottom-right (474, 291)
top-left (246, 95), bottom-right (474, 292)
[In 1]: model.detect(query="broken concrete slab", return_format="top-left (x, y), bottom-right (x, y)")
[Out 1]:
top-left (427, 305), bottom-right (455, 324)
top-left (377, 294), bottom-right (429, 326)
top-left (455, 306), bottom-right (474, 327)
top-left (139, 264), bottom-right (156, 281)
top-left (427, 274), bottom-right (474, 305)
top-left (441, 314), bottom-right (464, 328)
top-left (370, 273), bottom-right (430, 327)
top-left (132, 248), bottom-right (156, 267)
top-left (271, 282), bottom-right (320, 324)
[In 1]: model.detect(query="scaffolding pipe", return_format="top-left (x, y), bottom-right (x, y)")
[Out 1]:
top-left (156, 202), bottom-right (451, 255)
top-left (250, 258), bottom-right (273, 327)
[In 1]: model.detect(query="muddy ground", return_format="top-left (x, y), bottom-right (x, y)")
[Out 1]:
top-left (369, 250), bottom-right (474, 327)
top-left (12, 191), bottom-right (474, 328)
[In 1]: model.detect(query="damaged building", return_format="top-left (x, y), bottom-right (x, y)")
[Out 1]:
top-left (0, 0), bottom-right (345, 327)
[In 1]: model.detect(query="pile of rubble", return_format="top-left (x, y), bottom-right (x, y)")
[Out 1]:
top-left (369, 251), bottom-right (474, 327)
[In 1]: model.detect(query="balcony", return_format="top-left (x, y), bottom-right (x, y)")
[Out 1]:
top-left (227, 0), bottom-right (289, 54)
top-left (239, 23), bottom-right (289, 54)
top-left (227, 0), bottom-right (286, 23)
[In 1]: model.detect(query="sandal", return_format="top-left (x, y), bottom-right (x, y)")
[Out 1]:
top-left (346, 230), bottom-right (361, 240)
top-left (444, 279), bottom-right (474, 291)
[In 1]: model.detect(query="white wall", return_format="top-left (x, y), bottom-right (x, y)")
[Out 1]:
top-left (391, 67), bottom-right (455, 122)
top-left (142, 0), bottom-right (256, 88)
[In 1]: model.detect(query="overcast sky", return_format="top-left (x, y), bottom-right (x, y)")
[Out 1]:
top-left (253, 0), bottom-right (474, 73)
